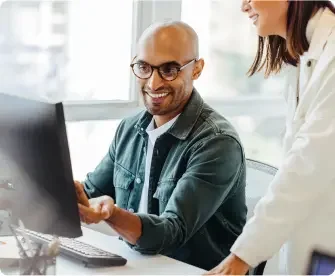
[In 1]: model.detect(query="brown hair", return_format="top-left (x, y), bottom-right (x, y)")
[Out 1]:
top-left (249, 0), bottom-right (335, 77)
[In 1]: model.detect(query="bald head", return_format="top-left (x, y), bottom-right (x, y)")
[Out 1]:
top-left (133, 21), bottom-right (204, 124)
top-left (137, 21), bottom-right (199, 62)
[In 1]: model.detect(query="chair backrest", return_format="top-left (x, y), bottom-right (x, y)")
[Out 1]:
top-left (245, 158), bottom-right (278, 220)
top-left (245, 158), bottom-right (278, 275)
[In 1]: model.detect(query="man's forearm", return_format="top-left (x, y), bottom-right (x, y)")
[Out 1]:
top-left (105, 206), bottom-right (142, 245)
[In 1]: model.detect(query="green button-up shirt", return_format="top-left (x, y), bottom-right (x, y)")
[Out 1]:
top-left (84, 89), bottom-right (247, 270)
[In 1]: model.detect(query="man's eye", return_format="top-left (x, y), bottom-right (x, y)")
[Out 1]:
top-left (161, 66), bottom-right (178, 75)
top-left (138, 64), bottom-right (150, 73)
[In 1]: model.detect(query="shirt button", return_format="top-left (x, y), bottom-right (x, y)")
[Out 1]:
top-left (136, 178), bottom-right (141, 184)
top-left (307, 60), bottom-right (312, 67)
top-left (129, 208), bottom-right (134, 213)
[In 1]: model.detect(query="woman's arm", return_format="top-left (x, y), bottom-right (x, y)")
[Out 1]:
top-left (231, 64), bottom-right (335, 268)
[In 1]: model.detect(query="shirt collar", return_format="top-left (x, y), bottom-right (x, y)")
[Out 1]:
top-left (167, 88), bottom-right (204, 140)
top-left (146, 114), bottom-right (180, 144)
top-left (306, 8), bottom-right (323, 44)
top-left (135, 88), bottom-right (204, 140)
top-left (305, 8), bottom-right (335, 61)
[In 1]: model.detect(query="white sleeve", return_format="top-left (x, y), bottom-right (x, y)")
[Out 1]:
top-left (231, 64), bottom-right (335, 268)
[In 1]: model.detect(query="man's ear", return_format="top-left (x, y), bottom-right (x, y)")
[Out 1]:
top-left (192, 58), bottom-right (205, 80)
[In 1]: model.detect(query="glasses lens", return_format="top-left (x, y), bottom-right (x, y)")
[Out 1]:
top-left (159, 64), bottom-right (179, 81)
top-left (133, 63), bottom-right (152, 79)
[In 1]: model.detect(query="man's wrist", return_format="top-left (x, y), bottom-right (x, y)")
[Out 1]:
top-left (107, 204), bottom-right (119, 224)
top-left (104, 205), bottom-right (142, 245)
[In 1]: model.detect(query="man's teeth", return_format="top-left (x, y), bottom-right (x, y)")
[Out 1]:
top-left (147, 92), bottom-right (168, 98)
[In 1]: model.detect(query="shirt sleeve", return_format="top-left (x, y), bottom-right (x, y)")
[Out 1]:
top-left (231, 63), bottom-right (335, 268)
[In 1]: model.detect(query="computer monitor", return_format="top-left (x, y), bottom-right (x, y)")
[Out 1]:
top-left (0, 93), bottom-right (82, 238)
top-left (307, 249), bottom-right (335, 275)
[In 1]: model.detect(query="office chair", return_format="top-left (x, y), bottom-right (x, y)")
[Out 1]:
top-left (245, 158), bottom-right (278, 275)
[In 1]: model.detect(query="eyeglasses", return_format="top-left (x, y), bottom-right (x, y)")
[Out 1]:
top-left (130, 58), bottom-right (197, 81)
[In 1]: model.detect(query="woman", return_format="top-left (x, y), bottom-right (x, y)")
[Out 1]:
top-left (207, 0), bottom-right (335, 275)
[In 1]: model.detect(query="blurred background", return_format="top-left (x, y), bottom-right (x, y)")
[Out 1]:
top-left (1, 0), bottom-right (330, 179)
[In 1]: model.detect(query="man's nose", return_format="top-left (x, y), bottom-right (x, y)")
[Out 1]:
top-left (147, 69), bottom-right (164, 91)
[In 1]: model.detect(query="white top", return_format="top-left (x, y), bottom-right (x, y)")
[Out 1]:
top-left (137, 115), bottom-right (180, 213)
top-left (231, 7), bottom-right (335, 275)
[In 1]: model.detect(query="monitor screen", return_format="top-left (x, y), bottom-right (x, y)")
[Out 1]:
top-left (308, 250), bottom-right (335, 275)
top-left (0, 93), bottom-right (82, 238)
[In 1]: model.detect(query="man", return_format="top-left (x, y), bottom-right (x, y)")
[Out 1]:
top-left (76, 21), bottom-right (247, 270)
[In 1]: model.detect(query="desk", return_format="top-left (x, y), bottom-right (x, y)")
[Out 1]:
top-left (1, 227), bottom-right (206, 275)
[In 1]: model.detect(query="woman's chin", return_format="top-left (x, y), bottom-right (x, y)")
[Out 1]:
top-left (256, 28), bottom-right (270, 38)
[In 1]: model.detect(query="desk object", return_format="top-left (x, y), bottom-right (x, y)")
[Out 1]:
top-left (16, 228), bottom-right (127, 267)
top-left (0, 224), bottom-right (59, 275)
top-left (306, 249), bottom-right (335, 275)
top-left (17, 244), bottom-right (57, 275)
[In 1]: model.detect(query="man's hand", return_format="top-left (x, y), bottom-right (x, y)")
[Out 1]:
top-left (74, 180), bottom-right (89, 207)
top-left (204, 253), bottom-right (250, 275)
top-left (78, 196), bottom-right (115, 224)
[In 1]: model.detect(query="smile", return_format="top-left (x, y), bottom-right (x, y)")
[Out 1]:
top-left (146, 92), bottom-right (169, 98)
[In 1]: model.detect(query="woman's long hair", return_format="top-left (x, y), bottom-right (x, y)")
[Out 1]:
top-left (248, 0), bottom-right (335, 77)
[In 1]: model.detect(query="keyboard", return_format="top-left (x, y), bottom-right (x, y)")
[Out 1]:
top-left (15, 228), bottom-right (127, 267)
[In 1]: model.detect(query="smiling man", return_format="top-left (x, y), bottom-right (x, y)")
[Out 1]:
top-left (76, 21), bottom-right (247, 270)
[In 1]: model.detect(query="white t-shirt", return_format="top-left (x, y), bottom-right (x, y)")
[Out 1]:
top-left (137, 115), bottom-right (180, 213)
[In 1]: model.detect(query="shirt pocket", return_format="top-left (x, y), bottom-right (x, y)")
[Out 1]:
top-left (113, 163), bottom-right (135, 209)
top-left (153, 179), bottom-right (176, 214)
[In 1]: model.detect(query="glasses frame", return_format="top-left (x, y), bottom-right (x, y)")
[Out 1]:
top-left (130, 58), bottom-right (197, 81)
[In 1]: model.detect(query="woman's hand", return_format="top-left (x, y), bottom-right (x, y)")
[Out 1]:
top-left (205, 253), bottom-right (250, 275)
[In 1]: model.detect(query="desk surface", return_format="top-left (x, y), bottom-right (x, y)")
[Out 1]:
top-left (1, 227), bottom-right (206, 275)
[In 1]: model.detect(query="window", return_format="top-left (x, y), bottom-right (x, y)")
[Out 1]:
top-left (0, 0), bottom-right (133, 102)
top-left (66, 1), bottom-right (133, 101)
top-left (0, 0), bottom-right (139, 178)
top-left (66, 120), bottom-right (121, 180)
top-left (182, 0), bottom-right (286, 166)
